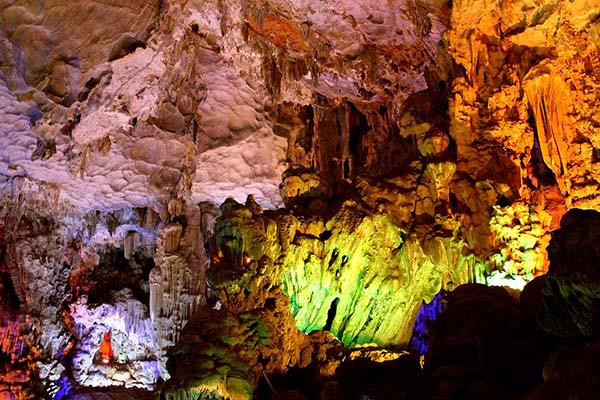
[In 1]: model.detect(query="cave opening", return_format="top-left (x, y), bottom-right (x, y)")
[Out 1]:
top-left (86, 246), bottom-right (155, 306)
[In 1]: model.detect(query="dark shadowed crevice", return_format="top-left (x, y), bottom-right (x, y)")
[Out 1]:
top-left (528, 115), bottom-right (559, 186)
top-left (324, 297), bottom-right (339, 332)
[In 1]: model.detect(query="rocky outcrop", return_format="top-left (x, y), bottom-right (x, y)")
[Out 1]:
top-left (533, 209), bottom-right (600, 339)
top-left (0, 185), bottom-right (178, 397)
top-left (1, 0), bottom-right (589, 290)
top-left (159, 308), bottom-right (263, 400)
top-left (0, 1), bottom-right (157, 105)
top-left (1, 182), bottom-right (83, 399)
top-left (0, 0), bottom-right (286, 210)
top-left (280, 201), bottom-right (473, 347)
top-left (155, 197), bottom-right (313, 399)
top-left (209, 195), bottom-right (476, 351)
top-left (412, 210), bottom-right (600, 400)
top-left (446, 0), bottom-right (600, 223)
top-left (68, 291), bottom-right (159, 389)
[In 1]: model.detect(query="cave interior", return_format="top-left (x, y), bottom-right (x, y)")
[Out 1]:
top-left (0, 0), bottom-right (600, 399)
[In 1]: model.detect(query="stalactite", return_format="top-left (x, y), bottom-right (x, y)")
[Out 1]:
top-left (523, 70), bottom-right (570, 197)
top-left (123, 231), bottom-right (135, 260)
top-left (0, 320), bottom-right (25, 362)
top-left (150, 202), bottom-right (208, 378)
top-left (415, 161), bottom-right (457, 218)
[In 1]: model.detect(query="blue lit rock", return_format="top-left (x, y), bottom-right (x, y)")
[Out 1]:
top-left (69, 290), bottom-right (160, 389)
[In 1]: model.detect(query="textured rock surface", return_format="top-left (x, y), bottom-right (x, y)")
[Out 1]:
top-left (534, 209), bottom-right (600, 339)
top-left (1, 0), bottom-right (595, 284)
top-left (0, 0), bottom-right (599, 398)
top-left (69, 292), bottom-right (160, 389)
top-left (447, 0), bottom-right (600, 221)
top-left (210, 196), bottom-right (476, 350)
top-left (0, 0), bottom-right (286, 209)
top-left (150, 202), bottom-right (208, 378)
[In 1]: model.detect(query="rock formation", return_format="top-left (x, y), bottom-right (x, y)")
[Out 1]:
top-left (0, 0), bottom-right (598, 398)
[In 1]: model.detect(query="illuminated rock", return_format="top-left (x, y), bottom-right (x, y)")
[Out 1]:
top-left (523, 70), bottom-right (570, 197)
top-left (415, 161), bottom-right (456, 219)
top-left (98, 331), bottom-right (114, 365)
top-left (212, 197), bottom-right (475, 348)
top-left (446, 0), bottom-right (600, 217)
top-left (280, 169), bottom-right (329, 211)
top-left (159, 308), bottom-right (270, 400)
top-left (409, 291), bottom-right (443, 355)
top-left (69, 291), bottom-right (160, 389)
top-left (282, 205), bottom-right (417, 346)
top-left (0, 0), bottom-right (599, 397)
top-left (150, 203), bottom-right (208, 378)
top-left (485, 203), bottom-right (552, 288)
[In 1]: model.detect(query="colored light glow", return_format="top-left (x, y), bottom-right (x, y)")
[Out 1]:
top-left (486, 270), bottom-right (527, 290)
top-left (409, 291), bottom-right (443, 355)
top-left (488, 204), bottom-right (550, 282)
top-left (279, 214), bottom-right (451, 347)
top-left (62, 341), bottom-right (75, 356)
top-left (99, 330), bottom-right (114, 365)
top-left (52, 376), bottom-right (73, 400)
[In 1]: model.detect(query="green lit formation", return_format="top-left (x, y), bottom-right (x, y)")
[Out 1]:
top-left (479, 204), bottom-right (551, 290)
top-left (211, 197), bottom-right (482, 348)
top-left (159, 309), bottom-right (257, 400)
top-left (282, 207), bottom-right (409, 345)
top-left (207, 195), bottom-right (552, 350)
top-left (280, 202), bottom-right (481, 347)
top-left (160, 307), bottom-right (280, 400)
top-left (166, 194), bottom-right (552, 399)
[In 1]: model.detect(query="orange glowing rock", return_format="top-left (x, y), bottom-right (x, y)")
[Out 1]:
top-left (60, 309), bottom-right (77, 356)
top-left (246, 13), bottom-right (309, 53)
top-left (99, 331), bottom-right (114, 365)
top-left (62, 340), bottom-right (75, 356)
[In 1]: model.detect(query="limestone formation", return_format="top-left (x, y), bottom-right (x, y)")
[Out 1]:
top-left (150, 203), bottom-right (208, 378)
top-left (209, 196), bottom-right (477, 352)
top-left (0, 0), bottom-right (599, 398)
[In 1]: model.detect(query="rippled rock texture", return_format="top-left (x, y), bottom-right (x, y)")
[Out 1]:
top-left (0, 0), bottom-right (599, 398)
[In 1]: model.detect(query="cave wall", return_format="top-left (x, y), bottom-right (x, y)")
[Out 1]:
top-left (0, 0), bottom-right (598, 398)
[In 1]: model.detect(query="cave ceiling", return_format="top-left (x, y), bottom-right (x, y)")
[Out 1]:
top-left (0, 0), bottom-right (453, 209)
